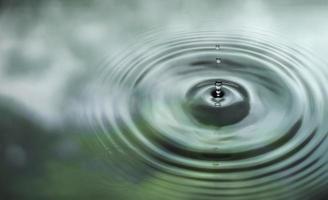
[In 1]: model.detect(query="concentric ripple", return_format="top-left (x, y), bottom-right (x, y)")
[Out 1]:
top-left (85, 30), bottom-right (328, 200)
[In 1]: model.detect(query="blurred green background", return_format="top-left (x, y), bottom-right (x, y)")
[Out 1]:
top-left (1, 0), bottom-right (328, 199)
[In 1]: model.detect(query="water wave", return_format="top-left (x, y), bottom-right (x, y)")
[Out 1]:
top-left (85, 30), bottom-right (328, 200)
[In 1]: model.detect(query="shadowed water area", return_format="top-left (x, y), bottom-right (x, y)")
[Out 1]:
top-left (1, 1), bottom-right (328, 200)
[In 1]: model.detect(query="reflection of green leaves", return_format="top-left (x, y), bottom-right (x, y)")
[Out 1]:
top-left (40, 160), bottom-right (125, 198)
top-left (0, 98), bottom-right (56, 199)
top-left (28, 133), bottom-right (188, 200)
top-left (135, 173), bottom-right (189, 200)
top-left (0, 99), bottom-right (188, 199)
top-left (33, 159), bottom-right (187, 200)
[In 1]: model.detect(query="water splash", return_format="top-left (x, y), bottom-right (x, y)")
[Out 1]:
top-left (85, 30), bottom-right (328, 200)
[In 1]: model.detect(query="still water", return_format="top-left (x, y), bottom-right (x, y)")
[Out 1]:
top-left (1, 1), bottom-right (328, 200)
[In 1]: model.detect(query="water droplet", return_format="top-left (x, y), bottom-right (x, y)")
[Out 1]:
top-left (215, 44), bottom-right (220, 50)
top-left (215, 81), bottom-right (222, 86)
top-left (216, 58), bottom-right (222, 64)
top-left (212, 81), bottom-right (224, 98)
top-left (215, 81), bottom-right (222, 90)
top-left (211, 89), bottom-right (225, 98)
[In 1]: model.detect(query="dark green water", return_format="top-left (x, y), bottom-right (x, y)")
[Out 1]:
top-left (1, 1), bottom-right (328, 200)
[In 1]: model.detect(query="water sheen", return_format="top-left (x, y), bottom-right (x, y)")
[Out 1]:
top-left (86, 30), bottom-right (328, 200)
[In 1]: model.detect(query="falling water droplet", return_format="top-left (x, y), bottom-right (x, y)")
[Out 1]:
top-left (211, 90), bottom-right (225, 98)
top-left (215, 44), bottom-right (220, 50)
top-left (216, 58), bottom-right (222, 64)
top-left (211, 81), bottom-right (224, 98)
top-left (215, 81), bottom-right (222, 90)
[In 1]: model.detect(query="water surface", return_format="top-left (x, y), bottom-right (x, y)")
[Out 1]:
top-left (1, 1), bottom-right (328, 200)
